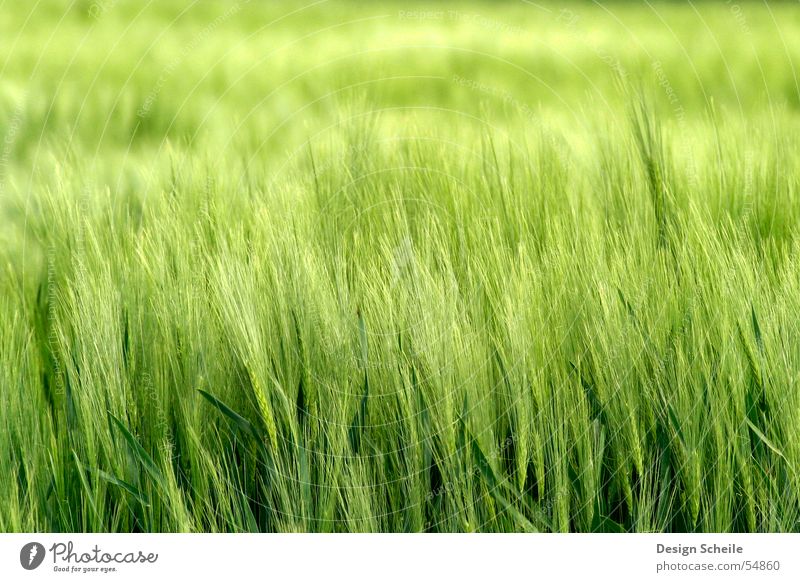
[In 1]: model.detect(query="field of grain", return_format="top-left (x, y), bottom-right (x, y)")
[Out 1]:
top-left (1, 0), bottom-right (800, 532)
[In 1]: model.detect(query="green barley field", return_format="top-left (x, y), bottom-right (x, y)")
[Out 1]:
top-left (2, 0), bottom-right (800, 533)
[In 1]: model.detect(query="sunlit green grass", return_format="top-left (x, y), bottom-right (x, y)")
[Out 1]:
top-left (1, 0), bottom-right (800, 532)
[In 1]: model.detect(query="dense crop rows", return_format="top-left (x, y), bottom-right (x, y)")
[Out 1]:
top-left (1, 1), bottom-right (799, 532)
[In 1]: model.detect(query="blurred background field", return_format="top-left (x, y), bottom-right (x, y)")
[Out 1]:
top-left (2, 1), bottom-right (798, 151)
top-left (3, 1), bottom-right (799, 265)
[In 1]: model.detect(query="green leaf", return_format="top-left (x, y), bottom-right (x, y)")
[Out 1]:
top-left (357, 309), bottom-right (368, 368)
top-left (745, 418), bottom-right (785, 460)
top-left (750, 305), bottom-right (764, 355)
top-left (198, 389), bottom-right (261, 441)
top-left (71, 450), bottom-right (101, 521)
top-left (666, 403), bottom-right (686, 448)
top-left (95, 468), bottom-right (149, 506)
top-left (108, 412), bottom-right (165, 490)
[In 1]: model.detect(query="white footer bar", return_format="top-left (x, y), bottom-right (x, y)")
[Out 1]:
top-left (1, 534), bottom-right (797, 581)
